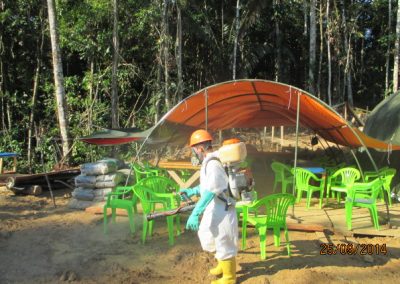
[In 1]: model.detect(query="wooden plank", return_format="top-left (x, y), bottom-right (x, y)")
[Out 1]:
top-left (287, 223), bottom-right (326, 232)
top-left (158, 161), bottom-right (200, 170)
top-left (85, 206), bottom-right (128, 216)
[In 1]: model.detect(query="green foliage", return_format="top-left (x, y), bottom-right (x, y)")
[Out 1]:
top-left (0, 0), bottom-right (399, 172)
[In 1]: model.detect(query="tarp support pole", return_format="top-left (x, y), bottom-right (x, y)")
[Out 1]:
top-left (350, 149), bottom-right (364, 181)
top-left (291, 91), bottom-right (301, 218)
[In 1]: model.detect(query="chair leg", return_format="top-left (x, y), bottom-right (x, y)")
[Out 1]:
top-left (111, 208), bottom-right (116, 223)
top-left (273, 227), bottom-right (280, 247)
top-left (345, 203), bottom-right (352, 230)
top-left (241, 220), bottom-right (248, 250)
top-left (149, 219), bottom-right (154, 236)
top-left (103, 206), bottom-right (108, 234)
top-left (127, 208), bottom-right (135, 235)
top-left (306, 190), bottom-right (312, 209)
top-left (273, 181), bottom-right (278, 193)
top-left (132, 195), bottom-right (138, 213)
top-left (176, 215), bottom-right (181, 236)
top-left (386, 189), bottom-right (392, 207)
top-left (282, 182), bottom-right (287, 194)
top-left (142, 217), bottom-right (148, 244)
top-left (258, 226), bottom-right (267, 260)
top-left (166, 216), bottom-right (174, 246)
top-left (284, 227), bottom-right (291, 256)
top-left (296, 189), bottom-right (302, 203)
top-left (370, 206), bottom-right (380, 230)
top-left (319, 189), bottom-right (323, 209)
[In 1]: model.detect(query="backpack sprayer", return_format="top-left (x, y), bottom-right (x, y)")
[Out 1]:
top-left (218, 140), bottom-right (255, 205)
top-left (146, 140), bottom-right (255, 220)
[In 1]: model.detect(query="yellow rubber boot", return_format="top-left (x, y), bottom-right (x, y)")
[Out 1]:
top-left (211, 257), bottom-right (236, 284)
top-left (209, 260), bottom-right (222, 276)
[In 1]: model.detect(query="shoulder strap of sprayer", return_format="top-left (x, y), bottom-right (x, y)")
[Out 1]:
top-left (204, 157), bottom-right (233, 210)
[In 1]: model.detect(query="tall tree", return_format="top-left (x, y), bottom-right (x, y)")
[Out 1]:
top-left (308, 0), bottom-right (316, 95)
top-left (393, 0), bottom-right (400, 93)
top-left (326, 0), bottom-right (332, 105)
top-left (232, 0), bottom-right (240, 80)
top-left (46, 0), bottom-right (70, 162)
top-left (111, 0), bottom-right (119, 128)
top-left (385, 0), bottom-right (392, 96)
top-left (274, 0), bottom-right (282, 81)
top-left (175, 1), bottom-right (183, 103)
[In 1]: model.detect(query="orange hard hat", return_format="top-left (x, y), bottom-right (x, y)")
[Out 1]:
top-left (222, 138), bottom-right (241, 146)
top-left (190, 129), bottom-right (213, 147)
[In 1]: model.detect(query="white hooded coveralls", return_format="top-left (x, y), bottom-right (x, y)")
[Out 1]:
top-left (197, 151), bottom-right (238, 260)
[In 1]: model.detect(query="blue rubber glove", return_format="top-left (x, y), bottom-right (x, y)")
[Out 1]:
top-left (186, 190), bottom-right (215, 231)
top-left (179, 185), bottom-right (200, 200)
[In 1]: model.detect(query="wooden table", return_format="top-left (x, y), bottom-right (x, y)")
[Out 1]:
top-left (157, 161), bottom-right (200, 189)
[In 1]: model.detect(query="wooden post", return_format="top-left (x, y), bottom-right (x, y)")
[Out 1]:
top-left (0, 158), bottom-right (3, 174)
top-left (280, 125), bottom-right (284, 150)
top-left (271, 126), bottom-right (275, 143)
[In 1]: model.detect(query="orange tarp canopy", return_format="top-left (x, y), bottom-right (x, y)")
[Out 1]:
top-left (150, 80), bottom-right (398, 151)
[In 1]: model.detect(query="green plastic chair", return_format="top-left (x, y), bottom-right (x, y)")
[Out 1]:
top-left (291, 168), bottom-right (325, 209)
top-left (326, 167), bottom-right (361, 204)
top-left (345, 177), bottom-right (384, 230)
top-left (138, 176), bottom-right (181, 235)
top-left (364, 167), bottom-right (396, 206)
top-left (133, 184), bottom-right (180, 246)
top-left (235, 190), bottom-right (258, 221)
top-left (380, 168), bottom-right (396, 206)
top-left (271, 161), bottom-right (294, 193)
top-left (103, 187), bottom-right (136, 235)
top-left (364, 166), bottom-right (390, 182)
top-left (132, 163), bottom-right (158, 183)
top-left (241, 193), bottom-right (295, 260)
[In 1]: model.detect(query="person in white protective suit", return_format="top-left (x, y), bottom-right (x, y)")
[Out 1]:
top-left (180, 129), bottom-right (238, 284)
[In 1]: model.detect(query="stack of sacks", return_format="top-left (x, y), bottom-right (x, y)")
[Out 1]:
top-left (72, 158), bottom-right (126, 203)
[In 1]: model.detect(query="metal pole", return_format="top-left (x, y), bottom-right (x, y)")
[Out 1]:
top-left (291, 91), bottom-right (301, 218)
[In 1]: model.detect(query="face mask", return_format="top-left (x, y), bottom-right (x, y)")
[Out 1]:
top-left (191, 147), bottom-right (202, 166)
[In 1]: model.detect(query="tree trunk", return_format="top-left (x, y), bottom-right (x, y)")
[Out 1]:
top-left (163, 0), bottom-right (170, 110)
top-left (87, 59), bottom-right (94, 132)
top-left (341, 0), bottom-right (353, 106)
top-left (111, 0), bottom-right (119, 128)
top-left (308, 0), bottom-right (316, 95)
top-left (393, 0), bottom-right (400, 93)
top-left (317, 0), bottom-right (324, 99)
top-left (28, 11), bottom-right (45, 173)
top-left (274, 0), bottom-right (282, 82)
top-left (46, 0), bottom-right (70, 162)
top-left (175, 2), bottom-right (183, 103)
top-left (303, 0), bottom-right (308, 87)
top-left (385, 0), bottom-right (392, 96)
top-left (232, 0), bottom-right (240, 80)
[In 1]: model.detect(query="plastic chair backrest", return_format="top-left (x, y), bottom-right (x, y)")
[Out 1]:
top-left (381, 168), bottom-right (396, 190)
top-left (132, 163), bottom-right (157, 183)
top-left (138, 176), bottom-right (179, 194)
top-left (291, 168), bottom-right (315, 190)
top-left (271, 162), bottom-right (292, 180)
top-left (251, 193), bottom-right (295, 226)
top-left (349, 177), bottom-right (383, 201)
top-left (331, 167), bottom-right (361, 188)
top-left (132, 184), bottom-right (154, 213)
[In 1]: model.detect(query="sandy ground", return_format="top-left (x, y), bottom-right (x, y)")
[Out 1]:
top-left (1, 185), bottom-right (400, 284)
